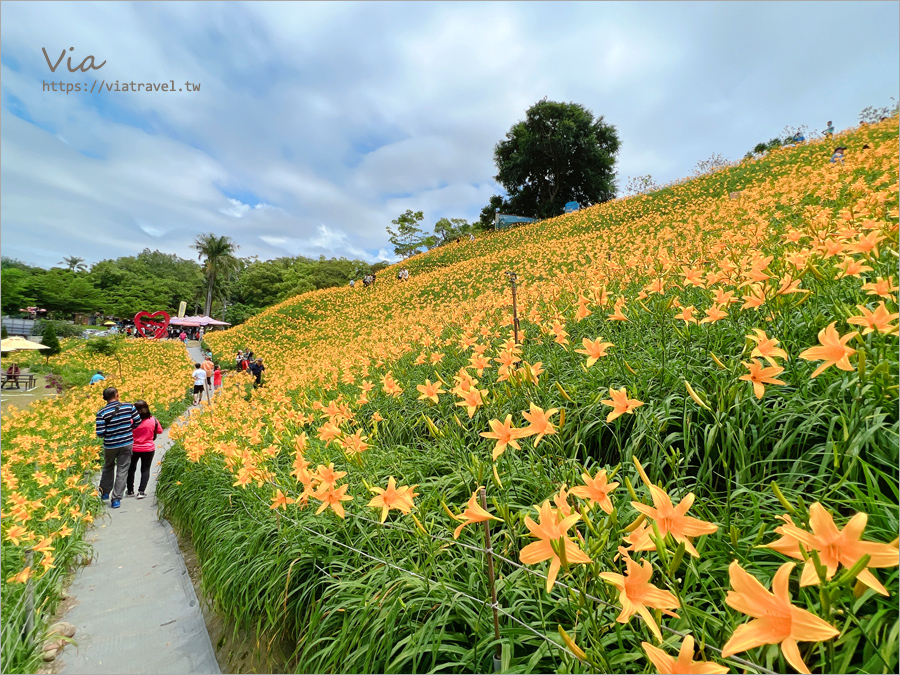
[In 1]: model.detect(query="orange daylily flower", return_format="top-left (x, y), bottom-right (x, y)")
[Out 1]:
top-left (456, 387), bottom-right (487, 418)
top-left (270, 489), bottom-right (295, 510)
top-left (740, 285), bottom-right (766, 310)
top-left (625, 462), bottom-right (717, 557)
top-left (367, 476), bottom-right (418, 523)
top-left (381, 372), bottom-right (403, 397)
top-left (7, 566), bottom-right (32, 584)
top-left (575, 337), bottom-right (613, 367)
top-left (682, 267), bottom-right (706, 288)
top-left (317, 421), bottom-right (343, 446)
top-left (452, 487), bottom-right (500, 539)
top-left (313, 483), bottom-right (353, 518)
top-left (721, 561), bottom-right (839, 674)
top-left (416, 379), bottom-right (445, 404)
top-left (519, 403), bottom-right (559, 445)
top-left (776, 274), bottom-right (807, 296)
top-left (4, 525), bottom-right (32, 546)
top-left (642, 635), bottom-right (729, 674)
top-left (846, 231), bottom-right (884, 257)
top-left (739, 360), bottom-right (786, 399)
top-left (569, 469), bottom-right (619, 514)
top-left (846, 302), bottom-right (899, 335)
top-left (313, 463), bottom-right (347, 491)
top-left (601, 387), bottom-right (644, 423)
top-left (699, 305), bottom-right (728, 324)
top-left (480, 414), bottom-right (528, 460)
top-left (520, 500), bottom-right (592, 592)
top-left (675, 305), bottom-right (698, 324)
top-left (599, 548), bottom-right (679, 641)
top-left (836, 257), bottom-right (873, 279)
top-left (775, 502), bottom-right (900, 596)
top-left (468, 354), bottom-right (491, 376)
top-left (747, 329), bottom-right (788, 366)
top-left (798, 322), bottom-right (858, 377)
top-left (860, 276), bottom-right (898, 300)
top-left (31, 537), bottom-right (55, 555)
top-left (608, 297), bottom-right (629, 321)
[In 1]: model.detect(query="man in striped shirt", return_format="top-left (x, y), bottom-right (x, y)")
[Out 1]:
top-left (96, 387), bottom-right (141, 509)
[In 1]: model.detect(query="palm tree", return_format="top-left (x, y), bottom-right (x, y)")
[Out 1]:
top-left (59, 256), bottom-right (88, 272)
top-left (191, 234), bottom-right (240, 316)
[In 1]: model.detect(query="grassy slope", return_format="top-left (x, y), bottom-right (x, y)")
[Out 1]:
top-left (159, 119), bottom-right (898, 674)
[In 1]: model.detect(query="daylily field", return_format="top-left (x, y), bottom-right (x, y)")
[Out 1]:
top-left (4, 118), bottom-right (899, 674)
top-left (1, 339), bottom-right (193, 673)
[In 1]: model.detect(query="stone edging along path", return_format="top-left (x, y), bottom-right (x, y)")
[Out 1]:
top-left (52, 345), bottom-right (220, 675)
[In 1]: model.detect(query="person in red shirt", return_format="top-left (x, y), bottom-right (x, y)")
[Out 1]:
top-left (213, 364), bottom-right (223, 392)
top-left (126, 400), bottom-right (163, 499)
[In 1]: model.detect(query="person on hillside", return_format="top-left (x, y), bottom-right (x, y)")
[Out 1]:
top-left (823, 121), bottom-right (834, 137)
top-left (95, 387), bottom-right (141, 509)
top-left (249, 358), bottom-right (265, 387)
top-left (201, 355), bottom-right (214, 394)
top-left (125, 400), bottom-right (163, 499)
top-left (5, 363), bottom-right (21, 389)
top-left (191, 363), bottom-right (207, 405)
top-left (349, 279), bottom-right (355, 287)
top-left (213, 364), bottom-right (223, 392)
top-left (830, 146), bottom-right (846, 164)
top-left (90, 370), bottom-right (105, 385)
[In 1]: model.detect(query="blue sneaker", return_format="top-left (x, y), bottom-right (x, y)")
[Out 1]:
top-left (99, 488), bottom-right (109, 500)
top-left (111, 499), bottom-right (121, 509)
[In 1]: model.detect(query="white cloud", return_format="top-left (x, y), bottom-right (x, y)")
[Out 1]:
top-left (1, 1), bottom-right (897, 269)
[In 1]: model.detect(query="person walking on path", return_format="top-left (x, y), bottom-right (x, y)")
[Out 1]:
top-left (125, 400), bottom-right (163, 499)
top-left (179, 330), bottom-right (187, 343)
top-left (213, 363), bottom-right (223, 392)
top-left (191, 363), bottom-right (207, 405)
top-left (201, 355), bottom-right (214, 397)
top-left (95, 387), bottom-right (141, 509)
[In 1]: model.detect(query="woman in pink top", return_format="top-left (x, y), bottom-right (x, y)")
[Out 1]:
top-left (213, 364), bottom-right (223, 391)
top-left (126, 400), bottom-right (163, 499)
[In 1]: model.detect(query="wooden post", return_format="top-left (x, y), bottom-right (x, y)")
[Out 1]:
top-left (479, 487), bottom-right (502, 672)
top-left (506, 271), bottom-right (519, 347)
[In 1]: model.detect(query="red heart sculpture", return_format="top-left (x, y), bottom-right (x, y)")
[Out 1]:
top-left (134, 311), bottom-right (171, 339)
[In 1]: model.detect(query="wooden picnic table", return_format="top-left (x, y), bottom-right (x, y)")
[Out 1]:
top-left (1, 373), bottom-right (37, 390)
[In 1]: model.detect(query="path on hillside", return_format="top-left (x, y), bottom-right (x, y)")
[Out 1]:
top-left (56, 345), bottom-right (219, 675)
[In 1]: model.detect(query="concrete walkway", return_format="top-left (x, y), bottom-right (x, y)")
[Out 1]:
top-left (57, 345), bottom-right (219, 675)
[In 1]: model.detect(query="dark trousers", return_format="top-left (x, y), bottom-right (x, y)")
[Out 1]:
top-left (126, 450), bottom-right (156, 493)
top-left (99, 445), bottom-right (132, 500)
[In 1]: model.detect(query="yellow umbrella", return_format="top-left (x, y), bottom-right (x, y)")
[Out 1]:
top-left (0, 336), bottom-right (50, 352)
top-left (103, 321), bottom-right (116, 326)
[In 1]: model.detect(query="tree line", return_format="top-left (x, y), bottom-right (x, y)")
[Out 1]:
top-left (1, 240), bottom-right (389, 327)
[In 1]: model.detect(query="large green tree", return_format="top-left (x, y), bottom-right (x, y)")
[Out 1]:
top-left (191, 234), bottom-right (241, 317)
top-left (386, 210), bottom-right (426, 259)
top-left (490, 98), bottom-right (620, 220)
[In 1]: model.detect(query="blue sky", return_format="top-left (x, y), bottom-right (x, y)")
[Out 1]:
top-left (1, 1), bottom-right (898, 269)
